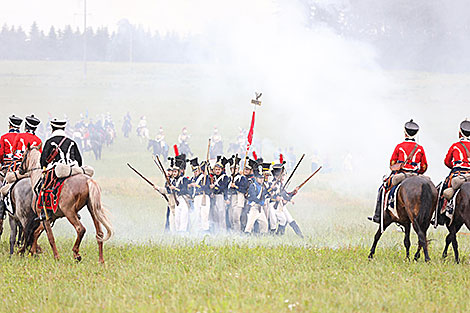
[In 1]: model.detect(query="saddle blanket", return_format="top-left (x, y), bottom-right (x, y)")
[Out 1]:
top-left (37, 177), bottom-right (68, 214)
top-left (384, 184), bottom-right (401, 219)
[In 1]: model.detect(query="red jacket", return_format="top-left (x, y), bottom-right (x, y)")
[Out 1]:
top-left (390, 140), bottom-right (428, 174)
top-left (0, 130), bottom-right (20, 164)
top-left (444, 139), bottom-right (470, 170)
top-left (12, 132), bottom-right (42, 159)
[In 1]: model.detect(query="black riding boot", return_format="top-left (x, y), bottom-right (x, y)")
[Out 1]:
top-left (289, 221), bottom-right (304, 238)
top-left (276, 224), bottom-right (286, 235)
top-left (368, 186), bottom-right (383, 223)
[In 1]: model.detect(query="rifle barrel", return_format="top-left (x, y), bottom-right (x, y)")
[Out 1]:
top-left (283, 153), bottom-right (305, 190)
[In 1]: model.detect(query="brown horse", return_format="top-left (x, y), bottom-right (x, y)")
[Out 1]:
top-left (441, 182), bottom-right (470, 263)
top-left (19, 146), bottom-right (113, 263)
top-left (368, 176), bottom-right (438, 262)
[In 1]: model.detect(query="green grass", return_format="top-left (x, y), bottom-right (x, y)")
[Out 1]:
top-left (1, 234), bottom-right (470, 313)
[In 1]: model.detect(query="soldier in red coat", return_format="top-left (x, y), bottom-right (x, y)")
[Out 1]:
top-left (444, 120), bottom-right (470, 173)
top-left (368, 119), bottom-right (428, 223)
top-left (12, 114), bottom-right (42, 160)
top-left (0, 115), bottom-right (23, 169)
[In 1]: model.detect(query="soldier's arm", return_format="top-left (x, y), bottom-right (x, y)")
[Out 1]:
top-left (418, 149), bottom-right (428, 174)
top-left (444, 145), bottom-right (454, 169)
top-left (390, 145), bottom-right (399, 166)
top-left (73, 142), bottom-right (83, 167)
top-left (0, 139), bottom-right (4, 164)
top-left (40, 141), bottom-right (50, 168)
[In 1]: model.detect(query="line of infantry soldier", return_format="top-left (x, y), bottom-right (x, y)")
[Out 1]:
top-left (368, 119), bottom-right (470, 225)
top-left (152, 151), bottom-right (304, 237)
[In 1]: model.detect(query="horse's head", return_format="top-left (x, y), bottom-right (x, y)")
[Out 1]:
top-left (19, 144), bottom-right (41, 175)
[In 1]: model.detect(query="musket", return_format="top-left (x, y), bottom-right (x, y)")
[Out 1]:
top-left (201, 138), bottom-right (211, 206)
top-left (127, 163), bottom-right (169, 202)
top-left (282, 153), bottom-right (305, 190)
top-left (155, 155), bottom-right (180, 206)
top-left (296, 166), bottom-right (322, 191)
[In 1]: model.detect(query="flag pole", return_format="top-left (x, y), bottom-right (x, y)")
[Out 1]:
top-left (243, 92), bottom-right (262, 171)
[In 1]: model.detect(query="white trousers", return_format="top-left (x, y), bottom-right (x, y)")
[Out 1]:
top-left (276, 206), bottom-right (294, 226)
top-left (229, 192), bottom-right (245, 232)
top-left (174, 196), bottom-right (189, 232)
top-left (213, 194), bottom-right (227, 231)
top-left (194, 194), bottom-right (210, 231)
top-left (244, 203), bottom-right (268, 234)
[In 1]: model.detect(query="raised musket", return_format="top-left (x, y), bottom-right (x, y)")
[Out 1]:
top-left (127, 162), bottom-right (169, 202)
top-left (155, 155), bottom-right (180, 206)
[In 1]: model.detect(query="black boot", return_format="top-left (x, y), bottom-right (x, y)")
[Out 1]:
top-left (368, 187), bottom-right (383, 223)
top-left (289, 221), bottom-right (304, 238)
top-left (276, 224), bottom-right (286, 235)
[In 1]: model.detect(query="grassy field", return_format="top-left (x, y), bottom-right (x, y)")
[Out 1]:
top-left (1, 61), bottom-right (470, 312)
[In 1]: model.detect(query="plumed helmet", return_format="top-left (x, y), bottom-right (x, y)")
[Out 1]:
top-left (8, 115), bottom-right (23, 128)
top-left (246, 159), bottom-right (258, 170)
top-left (175, 154), bottom-right (187, 170)
top-left (404, 119), bottom-right (419, 137)
top-left (25, 114), bottom-right (40, 129)
top-left (460, 120), bottom-right (470, 137)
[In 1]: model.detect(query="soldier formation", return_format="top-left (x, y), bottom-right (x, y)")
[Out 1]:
top-left (151, 150), bottom-right (304, 237)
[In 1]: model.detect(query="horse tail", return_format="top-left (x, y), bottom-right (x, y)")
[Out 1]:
top-left (418, 182), bottom-right (433, 227)
top-left (23, 217), bottom-right (40, 252)
top-left (87, 180), bottom-right (114, 242)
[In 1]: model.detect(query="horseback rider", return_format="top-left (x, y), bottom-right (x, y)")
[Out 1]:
top-left (12, 114), bottom-right (42, 161)
top-left (368, 119), bottom-right (428, 223)
top-left (0, 115), bottom-right (23, 170)
top-left (40, 118), bottom-right (83, 169)
top-left (438, 120), bottom-right (470, 218)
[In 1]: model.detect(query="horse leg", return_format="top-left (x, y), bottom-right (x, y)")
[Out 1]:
top-left (29, 224), bottom-right (44, 256)
top-left (43, 220), bottom-right (59, 259)
top-left (368, 219), bottom-right (392, 259)
top-left (442, 232), bottom-right (452, 259)
top-left (8, 217), bottom-right (17, 256)
top-left (403, 223), bottom-right (411, 260)
top-left (450, 221), bottom-right (463, 263)
top-left (65, 213), bottom-right (86, 262)
top-left (412, 220), bottom-right (429, 262)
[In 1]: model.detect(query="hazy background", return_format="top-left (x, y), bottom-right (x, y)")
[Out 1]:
top-left (1, 0), bottom-right (469, 242)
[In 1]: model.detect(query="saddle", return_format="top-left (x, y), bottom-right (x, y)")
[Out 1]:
top-left (36, 170), bottom-right (68, 214)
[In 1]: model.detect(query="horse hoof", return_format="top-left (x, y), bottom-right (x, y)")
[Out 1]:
top-left (456, 258), bottom-right (460, 264)
top-left (442, 253), bottom-right (447, 259)
top-left (425, 258), bottom-right (431, 263)
top-left (368, 254), bottom-right (374, 260)
top-left (75, 255), bottom-right (82, 262)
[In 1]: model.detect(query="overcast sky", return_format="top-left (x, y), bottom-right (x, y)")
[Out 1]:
top-left (1, 0), bottom-right (275, 34)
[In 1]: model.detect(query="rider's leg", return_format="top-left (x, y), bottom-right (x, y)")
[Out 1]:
top-left (368, 185), bottom-right (383, 223)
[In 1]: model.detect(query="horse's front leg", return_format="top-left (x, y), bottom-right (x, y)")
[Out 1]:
top-left (65, 213), bottom-right (86, 262)
top-left (368, 217), bottom-right (392, 259)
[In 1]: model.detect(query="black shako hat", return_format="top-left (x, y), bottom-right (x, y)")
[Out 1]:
top-left (271, 163), bottom-right (285, 177)
top-left (404, 119), bottom-right (419, 137)
top-left (460, 120), bottom-right (470, 137)
top-left (25, 114), bottom-right (40, 129)
top-left (189, 157), bottom-right (200, 172)
top-left (50, 118), bottom-right (67, 129)
top-left (228, 155), bottom-right (241, 168)
top-left (175, 154), bottom-right (187, 170)
top-left (214, 155), bottom-right (229, 168)
top-left (8, 115), bottom-right (23, 128)
top-left (246, 159), bottom-right (258, 170)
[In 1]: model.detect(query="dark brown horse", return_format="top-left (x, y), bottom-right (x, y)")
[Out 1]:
top-left (19, 146), bottom-right (113, 263)
top-left (441, 182), bottom-right (470, 263)
top-left (368, 176), bottom-right (438, 262)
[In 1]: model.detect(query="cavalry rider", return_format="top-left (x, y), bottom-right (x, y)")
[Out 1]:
top-left (228, 155), bottom-right (249, 232)
top-left (439, 120), bottom-right (470, 217)
top-left (40, 118), bottom-right (83, 169)
top-left (244, 164), bottom-right (269, 234)
top-left (12, 114), bottom-right (42, 161)
top-left (0, 115), bottom-right (23, 170)
top-left (188, 158), bottom-right (211, 232)
top-left (368, 119), bottom-right (428, 223)
top-left (210, 156), bottom-right (230, 231)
